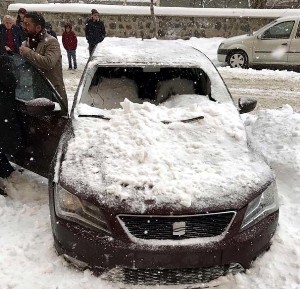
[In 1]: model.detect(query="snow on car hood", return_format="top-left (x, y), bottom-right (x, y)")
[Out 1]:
top-left (60, 96), bottom-right (273, 213)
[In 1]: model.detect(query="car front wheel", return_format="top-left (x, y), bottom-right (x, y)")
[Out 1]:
top-left (227, 50), bottom-right (248, 68)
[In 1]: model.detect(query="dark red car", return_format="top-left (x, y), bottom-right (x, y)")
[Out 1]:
top-left (0, 39), bottom-right (279, 286)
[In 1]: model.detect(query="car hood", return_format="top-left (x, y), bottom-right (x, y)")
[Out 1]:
top-left (60, 96), bottom-right (274, 213)
top-left (221, 34), bottom-right (252, 47)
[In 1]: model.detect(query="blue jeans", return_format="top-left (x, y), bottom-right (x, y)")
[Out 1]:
top-left (66, 50), bottom-right (77, 69)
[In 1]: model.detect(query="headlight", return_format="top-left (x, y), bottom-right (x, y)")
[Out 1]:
top-left (218, 43), bottom-right (225, 49)
top-left (240, 181), bottom-right (279, 231)
top-left (54, 184), bottom-right (111, 235)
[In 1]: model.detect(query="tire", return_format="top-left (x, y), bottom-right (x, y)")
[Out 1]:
top-left (227, 50), bottom-right (249, 68)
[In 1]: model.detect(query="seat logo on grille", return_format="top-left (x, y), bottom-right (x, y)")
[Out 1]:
top-left (173, 221), bottom-right (186, 236)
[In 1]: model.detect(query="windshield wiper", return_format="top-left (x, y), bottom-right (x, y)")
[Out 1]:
top-left (78, 115), bottom-right (204, 123)
top-left (161, 115), bottom-right (204, 124)
top-left (78, 115), bottom-right (110, 120)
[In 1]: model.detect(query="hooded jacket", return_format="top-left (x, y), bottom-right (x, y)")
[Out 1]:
top-left (62, 23), bottom-right (77, 51)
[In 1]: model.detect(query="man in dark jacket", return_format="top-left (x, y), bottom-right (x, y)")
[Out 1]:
top-left (85, 9), bottom-right (106, 56)
top-left (0, 15), bottom-right (23, 54)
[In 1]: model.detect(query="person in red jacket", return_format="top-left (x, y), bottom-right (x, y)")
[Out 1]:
top-left (62, 23), bottom-right (78, 70)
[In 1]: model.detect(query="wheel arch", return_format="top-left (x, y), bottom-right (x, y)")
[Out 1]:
top-left (226, 48), bottom-right (250, 68)
top-left (225, 43), bottom-right (252, 64)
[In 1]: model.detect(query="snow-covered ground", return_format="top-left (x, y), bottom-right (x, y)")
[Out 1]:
top-left (0, 37), bottom-right (299, 289)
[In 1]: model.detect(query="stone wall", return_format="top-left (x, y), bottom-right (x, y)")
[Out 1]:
top-left (0, 1), bottom-right (14, 18)
top-left (4, 4), bottom-right (276, 39)
top-left (10, 12), bottom-right (273, 39)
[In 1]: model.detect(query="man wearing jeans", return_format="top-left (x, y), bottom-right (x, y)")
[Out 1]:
top-left (62, 22), bottom-right (77, 70)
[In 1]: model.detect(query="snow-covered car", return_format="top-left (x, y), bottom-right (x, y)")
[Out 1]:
top-left (0, 39), bottom-right (279, 285)
top-left (218, 16), bottom-right (300, 68)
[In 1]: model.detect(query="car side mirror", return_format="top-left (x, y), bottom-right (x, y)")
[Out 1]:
top-left (25, 98), bottom-right (55, 115)
top-left (257, 34), bottom-right (262, 40)
top-left (238, 97), bottom-right (257, 114)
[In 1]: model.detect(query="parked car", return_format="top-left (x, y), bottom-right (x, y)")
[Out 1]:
top-left (0, 39), bottom-right (279, 285)
top-left (218, 16), bottom-right (300, 68)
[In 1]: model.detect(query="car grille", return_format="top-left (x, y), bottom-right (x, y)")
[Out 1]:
top-left (104, 263), bottom-right (244, 285)
top-left (118, 212), bottom-right (235, 240)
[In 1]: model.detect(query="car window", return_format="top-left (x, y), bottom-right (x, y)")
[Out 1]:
top-left (262, 21), bottom-right (295, 39)
top-left (80, 66), bottom-right (211, 110)
top-left (9, 54), bottom-right (60, 102)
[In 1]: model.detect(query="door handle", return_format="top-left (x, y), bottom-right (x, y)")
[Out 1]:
top-left (281, 43), bottom-right (288, 46)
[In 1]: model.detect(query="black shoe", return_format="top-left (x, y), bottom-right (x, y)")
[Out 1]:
top-left (0, 187), bottom-right (7, 197)
top-left (18, 168), bottom-right (24, 174)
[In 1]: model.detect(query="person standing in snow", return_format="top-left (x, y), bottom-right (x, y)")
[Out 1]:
top-left (45, 22), bottom-right (57, 39)
top-left (0, 15), bottom-right (23, 54)
top-left (19, 12), bottom-right (68, 111)
top-left (16, 7), bottom-right (27, 41)
top-left (62, 22), bottom-right (78, 70)
top-left (85, 9), bottom-right (106, 56)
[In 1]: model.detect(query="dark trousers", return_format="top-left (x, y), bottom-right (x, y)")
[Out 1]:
top-left (0, 151), bottom-right (14, 178)
top-left (88, 44), bottom-right (96, 57)
top-left (66, 50), bottom-right (77, 69)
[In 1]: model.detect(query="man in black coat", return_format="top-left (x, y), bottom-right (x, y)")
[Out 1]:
top-left (85, 9), bottom-right (106, 56)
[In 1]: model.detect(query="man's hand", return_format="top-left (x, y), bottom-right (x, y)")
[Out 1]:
top-left (5, 46), bottom-right (11, 52)
top-left (19, 46), bottom-right (31, 56)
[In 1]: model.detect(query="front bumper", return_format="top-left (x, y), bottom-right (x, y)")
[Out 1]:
top-left (52, 209), bottom-right (279, 274)
top-left (217, 48), bottom-right (229, 64)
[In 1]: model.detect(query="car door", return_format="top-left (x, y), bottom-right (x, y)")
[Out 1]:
top-left (252, 20), bottom-right (295, 64)
top-left (0, 53), bottom-right (69, 178)
top-left (287, 20), bottom-right (300, 65)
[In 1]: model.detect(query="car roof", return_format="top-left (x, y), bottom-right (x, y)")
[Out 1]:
top-left (276, 15), bottom-right (300, 22)
top-left (92, 37), bottom-right (210, 67)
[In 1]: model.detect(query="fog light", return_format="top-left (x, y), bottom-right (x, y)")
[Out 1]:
top-left (63, 254), bottom-right (88, 270)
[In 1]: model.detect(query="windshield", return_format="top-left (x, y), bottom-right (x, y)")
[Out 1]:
top-left (77, 66), bottom-right (212, 118)
top-left (254, 19), bottom-right (278, 36)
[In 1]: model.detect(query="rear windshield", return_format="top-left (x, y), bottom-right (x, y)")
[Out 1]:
top-left (79, 66), bottom-right (212, 110)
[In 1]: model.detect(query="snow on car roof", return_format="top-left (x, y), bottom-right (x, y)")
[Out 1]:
top-left (93, 37), bottom-right (208, 66)
top-left (276, 16), bottom-right (300, 21)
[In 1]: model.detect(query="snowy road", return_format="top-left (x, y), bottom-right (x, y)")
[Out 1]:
top-left (219, 67), bottom-right (300, 112)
